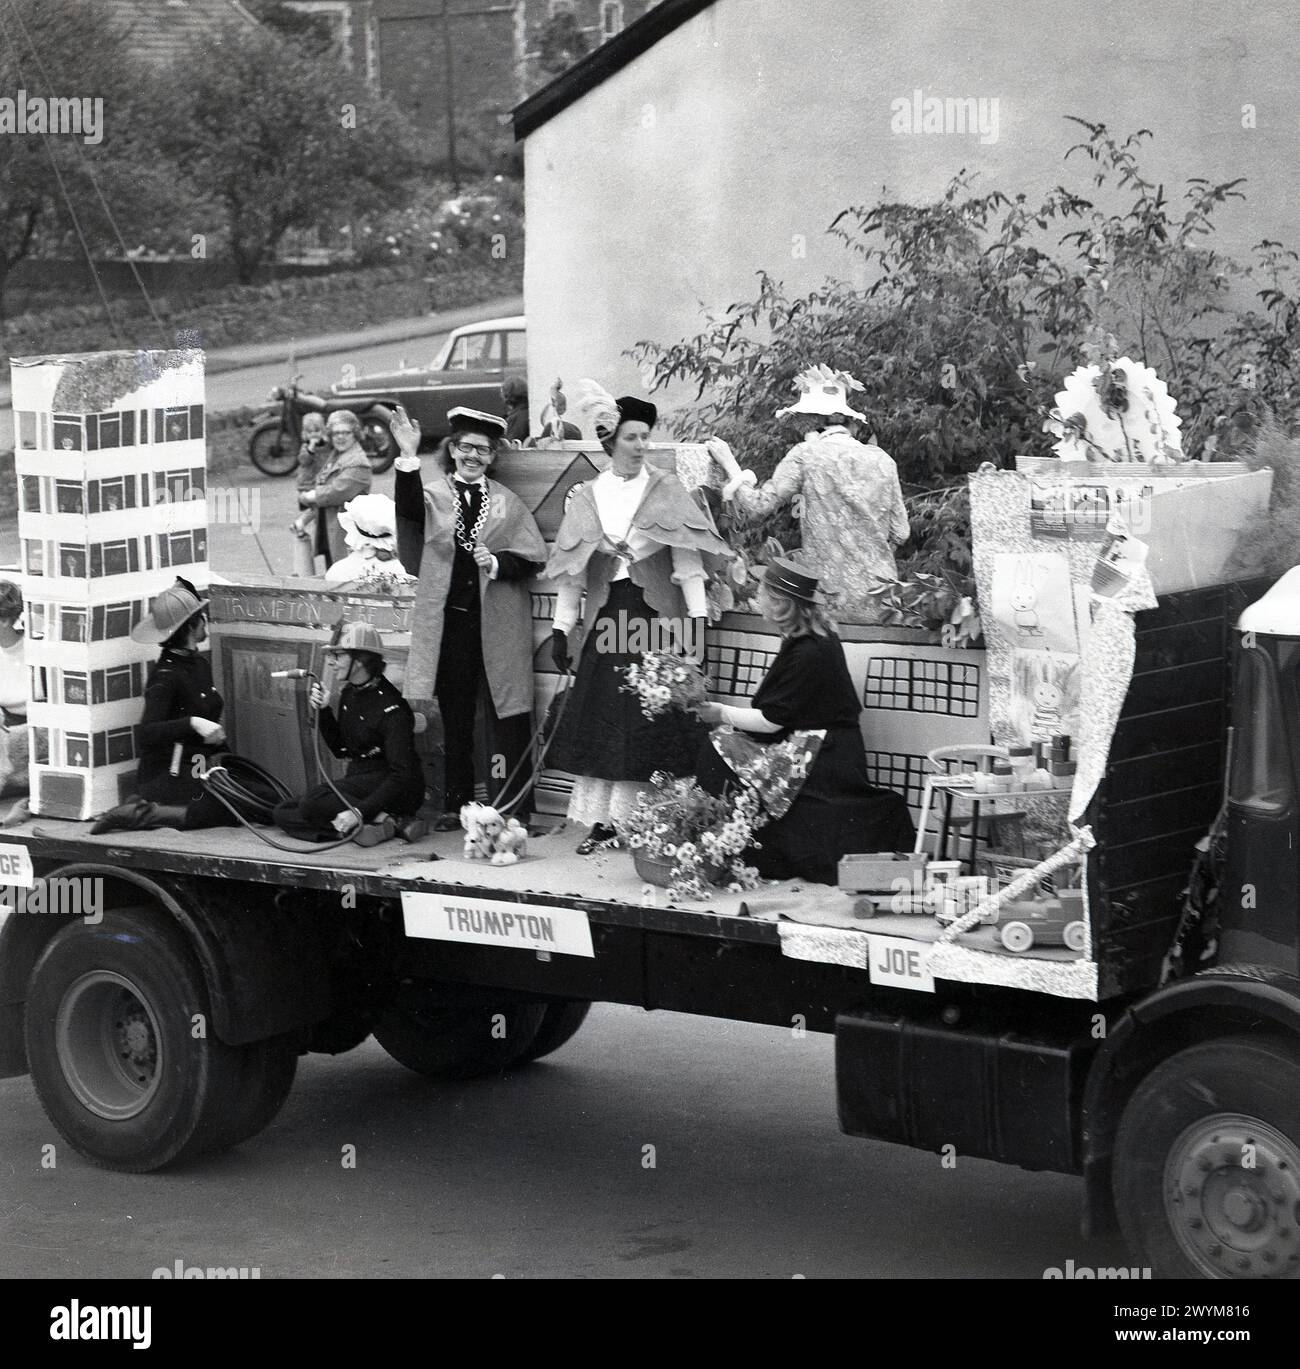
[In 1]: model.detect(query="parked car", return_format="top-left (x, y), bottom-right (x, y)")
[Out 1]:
top-left (330, 315), bottom-right (525, 447)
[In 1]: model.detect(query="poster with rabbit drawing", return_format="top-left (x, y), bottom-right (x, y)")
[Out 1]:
top-left (990, 552), bottom-right (1079, 655)
top-left (1010, 649), bottom-right (1080, 743)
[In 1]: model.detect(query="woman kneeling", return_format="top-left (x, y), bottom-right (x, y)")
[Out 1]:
top-left (694, 558), bottom-right (914, 886)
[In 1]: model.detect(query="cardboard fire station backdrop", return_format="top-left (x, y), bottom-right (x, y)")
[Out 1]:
top-left (9, 349), bottom-right (209, 820)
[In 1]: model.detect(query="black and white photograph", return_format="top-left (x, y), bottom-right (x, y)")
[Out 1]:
top-left (0, 0), bottom-right (1298, 1322)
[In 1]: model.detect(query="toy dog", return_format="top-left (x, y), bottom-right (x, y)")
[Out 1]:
top-left (460, 802), bottom-right (528, 866)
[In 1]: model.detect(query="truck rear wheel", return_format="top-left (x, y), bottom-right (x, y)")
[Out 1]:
top-left (216, 1033), bottom-right (299, 1150)
top-left (24, 907), bottom-right (252, 1172)
top-left (516, 1001), bottom-right (591, 1064)
top-left (1114, 1036), bottom-right (1300, 1279)
top-left (373, 1000), bottom-right (546, 1081)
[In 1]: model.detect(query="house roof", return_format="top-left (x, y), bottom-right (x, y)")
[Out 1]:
top-left (104, 0), bottom-right (258, 65)
top-left (512, 0), bottom-right (717, 140)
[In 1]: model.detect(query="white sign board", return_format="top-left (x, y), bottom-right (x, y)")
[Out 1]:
top-left (0, 843), bottom-right (35, 888)
top-left (866, 933), bottom-right (935, 992)
top-left (401, 892), bottom-right (595, 958)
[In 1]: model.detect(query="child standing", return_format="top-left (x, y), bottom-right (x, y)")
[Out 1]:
top-left (291, 412), bottom-right (329, 576)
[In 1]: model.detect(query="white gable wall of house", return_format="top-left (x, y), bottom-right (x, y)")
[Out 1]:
top-left (521, 0), bottom-right (1300, 427)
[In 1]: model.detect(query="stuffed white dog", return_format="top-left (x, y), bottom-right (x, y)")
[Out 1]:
top-left (460, 802), bottom-right (528, 866)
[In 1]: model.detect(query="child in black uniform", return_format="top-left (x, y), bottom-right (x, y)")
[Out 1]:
top-left (92, 579), bottom-right (254, 833)
top-left (272, 622), bottom-right (425, 844)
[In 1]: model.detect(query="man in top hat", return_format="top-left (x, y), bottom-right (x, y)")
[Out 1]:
top-left (392, 404), bottom-right (547, 831)
top-left (706, 364), bottom-right (910, 622)
top-left (272, 622), bottom-right (425, 845)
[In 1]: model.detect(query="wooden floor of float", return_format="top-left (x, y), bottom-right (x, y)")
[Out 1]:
top-left (11, 816), bottom-right (1082, 961)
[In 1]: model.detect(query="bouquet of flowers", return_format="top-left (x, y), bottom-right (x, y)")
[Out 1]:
top-left (621, 652), bottom-right (708, 718)
top-left (1043, 356), bottom-right (1184, 463)
top-left (616, 771), bottom-right (763, 901)
top-left (718, 730), bottom-right (823, 821)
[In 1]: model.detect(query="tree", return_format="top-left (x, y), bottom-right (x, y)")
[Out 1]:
top-left (154, 23), bottom-right (421, 282)
top-left (0, 0), bottom-right (169, 321)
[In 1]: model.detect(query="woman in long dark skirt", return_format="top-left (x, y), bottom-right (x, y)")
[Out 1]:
top-left (542, 394), bottom-right (732, 852)
top-left (694, 558), bottom-right (914, 885)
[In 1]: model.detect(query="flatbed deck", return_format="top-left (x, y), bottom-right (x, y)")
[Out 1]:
top-left (9, 818), bottom-right (1089, 989)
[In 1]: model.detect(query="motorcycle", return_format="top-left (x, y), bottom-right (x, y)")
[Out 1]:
top-left (248, 376), bottom-right (400, 478)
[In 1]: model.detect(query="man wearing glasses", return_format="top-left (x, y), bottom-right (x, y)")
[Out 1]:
top-left (393, 406), bottom-right (547, 835)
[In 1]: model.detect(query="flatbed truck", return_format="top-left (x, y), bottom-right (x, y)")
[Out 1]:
top-left (2, 573), bottom-right (1299, 1281)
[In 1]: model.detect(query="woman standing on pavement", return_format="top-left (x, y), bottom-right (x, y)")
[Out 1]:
top-left (393, 404), bottom-right (547, 830)
top-left (299, 411), bottom-right (372, 569)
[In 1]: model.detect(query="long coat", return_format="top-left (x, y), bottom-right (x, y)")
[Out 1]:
top-left (543, 466), bottom-right (732, 647)
top-left (403, 473), bottom-right (547, 719)
top-left (312, 442), bottom-right (372, 563)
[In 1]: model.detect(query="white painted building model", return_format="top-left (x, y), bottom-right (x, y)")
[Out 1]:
top-left (9, 349), bottom-right (209, 819)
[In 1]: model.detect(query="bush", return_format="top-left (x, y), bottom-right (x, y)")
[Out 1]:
top-left (630, 121), bottom-right (1300, 629)
top-left (352, 175), bottom-right (524, 272)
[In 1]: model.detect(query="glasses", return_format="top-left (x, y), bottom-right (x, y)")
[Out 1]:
top-left (452, 441), bottom-right (492, 457)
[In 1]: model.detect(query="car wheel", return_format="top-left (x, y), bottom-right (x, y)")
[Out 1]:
top-left (1063, 921), bottom-right (1087, 952)
top-left (363, 416), bottom-right (396, 475)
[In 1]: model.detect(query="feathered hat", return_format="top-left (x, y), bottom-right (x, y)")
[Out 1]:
top-left (775, 364), bottom-right (867, 420)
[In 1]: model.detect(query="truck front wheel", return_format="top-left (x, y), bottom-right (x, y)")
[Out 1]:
top-left (373, 999), bottom-right (546, 1081)
top-left (1114, 1036), bottom-right (1300, 1279)
top-left (24, 907), bottom-right (289, 1171)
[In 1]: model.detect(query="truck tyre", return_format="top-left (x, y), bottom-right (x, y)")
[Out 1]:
top-left (215, 1033), bottom-right (299, 1150)
top-left (24, 907), bottom-right (249, 1172)
top-left (373, 1001), bottom-right (547, 1081)
top-left (516, 1001), bottom-right (592, 1064)
top-left (1114, 1035), bottom-right (1300, 1279)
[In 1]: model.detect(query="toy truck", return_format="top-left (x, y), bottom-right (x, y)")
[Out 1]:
top-left (2, 565), bottom-right (1299, 1280)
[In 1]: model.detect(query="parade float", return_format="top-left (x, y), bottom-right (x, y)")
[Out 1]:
top-left (2, 347), bottom-right (1276, 1007)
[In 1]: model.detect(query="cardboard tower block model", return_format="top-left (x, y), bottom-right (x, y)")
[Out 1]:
top-left (9, 349), bottom-right (209, 820)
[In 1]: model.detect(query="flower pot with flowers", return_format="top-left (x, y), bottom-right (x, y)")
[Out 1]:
top-left (617, 771), bottom-right (763, 901)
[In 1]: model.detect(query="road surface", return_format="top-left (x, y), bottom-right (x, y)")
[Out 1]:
top-left (0, 1003), bottom-right (1131, 1279)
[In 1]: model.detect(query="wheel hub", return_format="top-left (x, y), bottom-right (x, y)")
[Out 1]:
top-left (55, 972), bottom-right (164, 1121)
top-left (1166, 1116), bottom-right (1300, 1277)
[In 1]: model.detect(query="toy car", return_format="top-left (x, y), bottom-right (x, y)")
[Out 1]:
top-left (988, 890), bottom-right (1087, 953)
